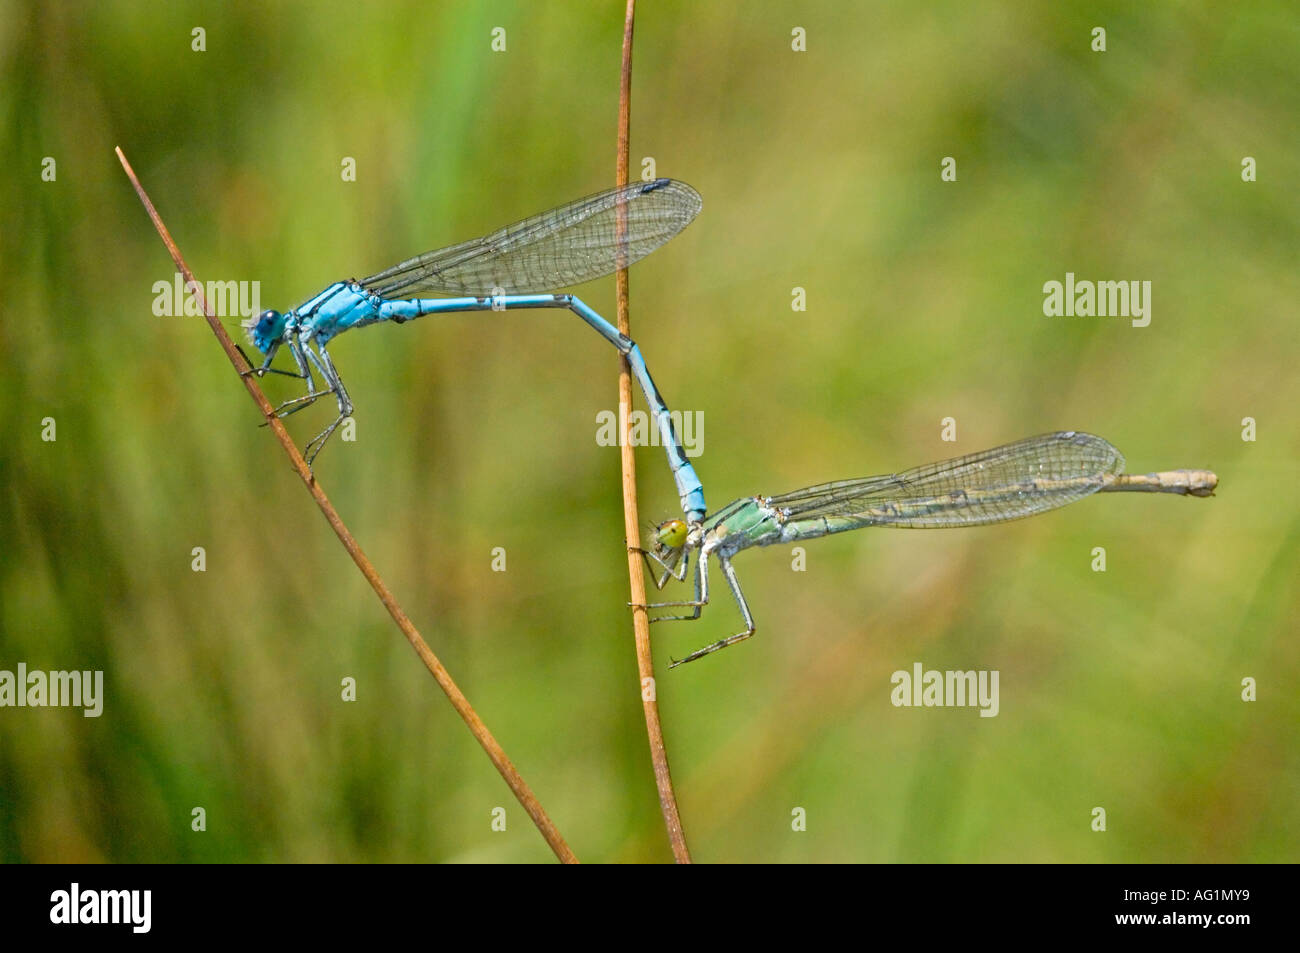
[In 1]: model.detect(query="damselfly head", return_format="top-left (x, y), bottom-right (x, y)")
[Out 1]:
top-left (653, 518), bottom-right (689, 555)
top-left (243, 309), bottom-right (287, 353)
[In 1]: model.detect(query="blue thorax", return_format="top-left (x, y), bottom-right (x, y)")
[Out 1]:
top-left (246, 281), bottom-right (385, 354)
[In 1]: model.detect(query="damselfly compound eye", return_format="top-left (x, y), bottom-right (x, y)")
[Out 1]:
top-left (655, 519), bottom-right (688, 550)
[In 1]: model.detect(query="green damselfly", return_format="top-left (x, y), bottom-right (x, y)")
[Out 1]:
top-left (635, 431), bottom-right (1217, 666)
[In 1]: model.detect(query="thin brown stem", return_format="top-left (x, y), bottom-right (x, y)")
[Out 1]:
top-left (613, 0), bottom-right (692, 863)
top-left (114, 146), bottom-right (578, 864)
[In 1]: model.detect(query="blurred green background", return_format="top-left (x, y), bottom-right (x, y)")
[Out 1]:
top-left (2, 0), bottom-right (1297, 863)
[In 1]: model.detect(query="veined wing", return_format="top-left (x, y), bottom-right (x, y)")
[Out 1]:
top-left (767, 431), bottom-right (1125, 529)
top-left (360, 179), bottom-right (702, 298)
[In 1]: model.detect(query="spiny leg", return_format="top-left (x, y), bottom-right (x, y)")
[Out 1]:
top-left (236, 344), bottom-right (304, 380)
top-left (243, 335), bottom-right (333, 421)
top-left (270, 389), bottom-right (334, 419)
top-left (628, 543), bottom-right (690, 590)
top-left (636, 552), bottom-right (709, 622)
top-left (669, 557), bottom-right (755, 667)
top-left (270, 336), bottom-right (333, 418)
top-left (654, 551), bottom-right (684, 590)
top-left (301, 343), bottom-right (353, 468)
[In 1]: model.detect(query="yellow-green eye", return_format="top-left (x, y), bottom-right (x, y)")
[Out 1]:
top-left (655, 519), bottom-right (688, 549)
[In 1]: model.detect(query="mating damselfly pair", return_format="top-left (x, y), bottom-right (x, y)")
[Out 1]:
top-left (240, 180), bottom-right (1218, 667)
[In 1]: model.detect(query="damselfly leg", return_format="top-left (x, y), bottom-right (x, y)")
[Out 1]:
top-left (634, 550), bottom-right (710, 622)
top-left (299, 343), bottom-right (353, 467)
top-left (666, 558), bottom-right (757, 667)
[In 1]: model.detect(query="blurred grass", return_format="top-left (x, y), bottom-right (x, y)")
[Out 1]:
top-left (1, 0), bottom-right (1296, 862)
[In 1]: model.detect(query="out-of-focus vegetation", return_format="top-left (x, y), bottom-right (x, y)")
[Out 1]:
top-left (1, 1), bottom-right (1296, 862)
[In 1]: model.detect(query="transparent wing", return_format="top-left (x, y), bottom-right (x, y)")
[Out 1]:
top-left (360, 179), bottom-right (702, 298)
top-left (768, 431), bottom-right (1126, 529)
